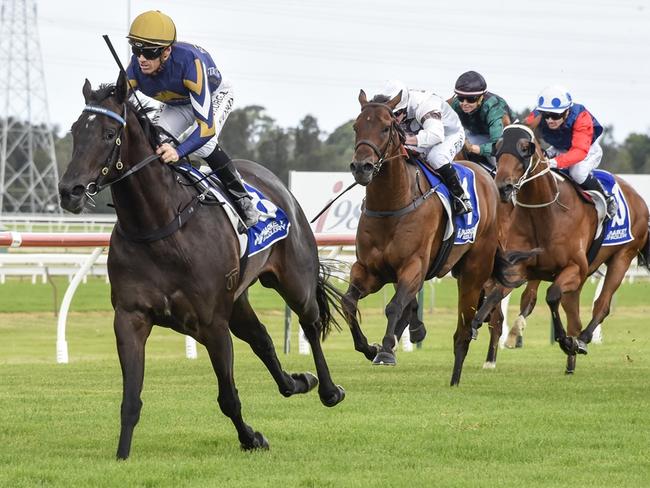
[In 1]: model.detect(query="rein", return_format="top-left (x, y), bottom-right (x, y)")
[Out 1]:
top-left (82, 104), bottom-right (161, 196)
top-left (512, 155), bottom-right (561, 208)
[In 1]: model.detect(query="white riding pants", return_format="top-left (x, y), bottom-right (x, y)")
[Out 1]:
top-left (155, 80), bottom-right (234, 158)
top-left (424, 129), bottom-right (466, 169)
top-left (549, 137), bottom-right (603, 184)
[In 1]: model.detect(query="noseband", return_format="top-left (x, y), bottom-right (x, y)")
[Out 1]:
top-left (498, 124), bottom-right (559, 208)
top-left (354, 102), bottom-right (405, 176)
top-left (82, 103), bottom-right (160, 196)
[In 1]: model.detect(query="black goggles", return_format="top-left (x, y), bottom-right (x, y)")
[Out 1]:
top-left (457, 95), bottom-right (480, 103)
top-left (131, 45), bottom-right (165, 60)
top-left (540, 111), bottom-right (566, 121)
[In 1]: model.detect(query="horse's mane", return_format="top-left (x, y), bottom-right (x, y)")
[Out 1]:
top-left (93, 83), bottom-right (161, 149)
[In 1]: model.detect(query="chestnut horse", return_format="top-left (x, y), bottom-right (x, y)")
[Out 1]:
top-left (472, 124), bottom-right (650, 373)
top-left (58, 73), bottom-right (345, 459)
top-left (342, 90), bottom-right (500, 386)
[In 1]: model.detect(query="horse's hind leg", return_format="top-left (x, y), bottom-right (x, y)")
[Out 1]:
top-left (484, 301), bottom-right (504, 369)
top-left (578, 250), bottom-right (635, 353)
top-left (546, 264), bottom-right (583, 358)
top-left (505, 280), bottom-right (539, 349)
top-left (229, 292), bottom-right (317, 396)
top-left (204, 322), bottom-right (268, 450)
top-left (114, 309), bottom-right (153, 460)
top-left (393, 296), bottom-right (426, 344)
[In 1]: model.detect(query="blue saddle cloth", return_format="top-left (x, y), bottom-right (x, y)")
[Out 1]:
top-left (415, 161), bottom-right (481, 245)
top-left (174, 163), bottom-right (291, 257)
top-left (593, 170), bottom-right (634, 246)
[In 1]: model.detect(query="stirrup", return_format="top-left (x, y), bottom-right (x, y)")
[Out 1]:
top-left (453, 196), bottom-right (472, 215)
top-left (605, 196), bottom-right (618, 219)
top-left (236, 197), bottom-right (260, 228)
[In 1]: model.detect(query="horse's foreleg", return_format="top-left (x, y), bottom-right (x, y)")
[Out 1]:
top-left (394, 296), bottom-right (426, 343)
top-left (229, 293), bottom-right (317, 397)
top-left (205, 323), bottom-right (269, 450)
top-left (375, 266), bottom-right (423, 366)
top-left (342, 263), bottom-right (383, 361)
top-left (470, 286), bottom-right (509, 336)
top-left (546, 264), bottom-right (584, 358)
top-left (560, 289), bottom-right (582, 374)
top-left (114, 309), bottom-right (153, 460)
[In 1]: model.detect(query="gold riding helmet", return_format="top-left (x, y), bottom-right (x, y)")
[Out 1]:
top-left (127, 10), bottom-right (176, 47)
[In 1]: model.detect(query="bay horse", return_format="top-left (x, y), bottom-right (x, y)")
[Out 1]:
top-left (58, 73), bottom-right (345, 459)
top-left (454, 146), bottom-right (541, 363)
top-left (472, 124), bottom-right (650, 373)
top-left (341, 90), bottom-right (500, 386)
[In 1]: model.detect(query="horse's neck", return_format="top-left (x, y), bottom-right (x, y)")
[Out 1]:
top-left (365, 156), bottom-right (419, 211)
top-left (519, 167), bottom-right (557, 208)
top-left (111, 126), bottom-right (180, 232)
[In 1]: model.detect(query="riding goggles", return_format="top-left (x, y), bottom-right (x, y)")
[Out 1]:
top-left (540, 111), bottom-right (566, 121)
top-left (131, 45), bottom-right (165, 60)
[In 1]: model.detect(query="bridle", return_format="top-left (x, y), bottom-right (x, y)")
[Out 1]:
top-left (82, 102), bottom-right (160, 196)
top-left (498, 124), bottom-right (560, 209)
top-left (354, 102), bottom-right (405, 177)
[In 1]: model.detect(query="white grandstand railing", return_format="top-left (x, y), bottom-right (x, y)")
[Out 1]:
top-left (0, 231), bottom-right (355, 364)
top-left (1, 231), bottom-right (647, 363)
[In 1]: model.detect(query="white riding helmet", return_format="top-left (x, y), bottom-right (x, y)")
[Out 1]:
top-left (536, 85), bottom-right (573, 113)
top-left (379, 80), bottom-right (409, 112)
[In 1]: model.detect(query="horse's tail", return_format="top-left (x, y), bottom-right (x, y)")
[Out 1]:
top-left (316, 260), bottom-right (345, 340)
top-left (638, 222), bottom-right (650, 271)
top-left (493, 247), bottom-right (543, 288)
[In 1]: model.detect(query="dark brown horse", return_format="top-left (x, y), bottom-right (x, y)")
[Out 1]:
top-left (58, 73), bottom-right (345, 459)
top-left (472, 123), bottom-right (650, 373)
top-left (341, 90), bottom-right (500, 386)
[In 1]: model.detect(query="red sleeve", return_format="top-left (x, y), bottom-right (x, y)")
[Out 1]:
top-left (555, 111), bottom-right (594, 168)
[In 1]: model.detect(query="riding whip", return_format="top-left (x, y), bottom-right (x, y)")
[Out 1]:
top-left (309, 181), bottom-right (358, 223)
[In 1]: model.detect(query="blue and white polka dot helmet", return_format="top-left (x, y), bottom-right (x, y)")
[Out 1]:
top-left (536, 85), bottom-right (573, 113)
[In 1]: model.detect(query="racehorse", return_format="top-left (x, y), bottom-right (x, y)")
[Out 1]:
top-left (58, 73), bottom-right (345, 459)
top-left (455, 142), bottom-right (541, 358)
top-left (342, 90), bottom-right (500, 386)
top-left (471, 124), bottom-right (650, 373)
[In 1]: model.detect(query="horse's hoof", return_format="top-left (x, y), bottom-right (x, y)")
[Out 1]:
top-left (362, 343), bottom-right (381, 362)
top-left (470, 327), bottom-right (479, 341)
top-left (321, 385), bottom-right (346, 407)
top-left (409, 323), bottom-right (427, 343)
top-left (576, 340), bottom-right (588, 355)
top-left (372, 351), bottom-right (396, 366)
top-left (482, 361), bottom-right (496, 369)
top-left (558, 337), bottom-right (577, 356)
top-left (241, 432), bottom-right (270, 451)
top-left (289, 372), bottom-right (318, 394)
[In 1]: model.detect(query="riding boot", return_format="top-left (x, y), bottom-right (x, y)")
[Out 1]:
top-left (436, 163), bottom-right (473, 215)
top-left (204, 145), bottom-right (260, 228)
top-left (580, 173), bottom-right (618, 219)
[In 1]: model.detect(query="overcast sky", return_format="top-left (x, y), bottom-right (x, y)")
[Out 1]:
top-left (32, 0), bottom-right (650, 142)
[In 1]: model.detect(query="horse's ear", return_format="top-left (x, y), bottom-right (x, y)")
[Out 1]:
top-left (115, 71), bottom-right (128, 104)
top-left (82, 78), bottom-right (92, 103)
top-left (387, 90), bottom-right (402, 110)
top-left (359, 89), bottom-right (368, 106)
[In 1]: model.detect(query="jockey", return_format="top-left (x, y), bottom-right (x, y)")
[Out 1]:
top-left (126, 10), bottom-right (259, 228)
top-left (449, 71), bottom-right (515, 169)
top-left (377, 80), bottom-right (472, 215)
top-left (525, 85), bottom-right (617, 219)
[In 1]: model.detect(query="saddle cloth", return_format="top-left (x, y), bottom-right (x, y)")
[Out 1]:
top-left (173, 163), bottom-right (291, 257)
top-left (556, 169), bottom-right (634, 246)
top-left (414, 161), bottom-right (481, 245)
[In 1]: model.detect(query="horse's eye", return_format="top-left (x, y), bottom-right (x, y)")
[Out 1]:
top-left (104, 129), bottom-right (116, 141)
top-left (352, 125), bottom-right (358, 133)
top-left (382, 127), bottom-right (390, 134)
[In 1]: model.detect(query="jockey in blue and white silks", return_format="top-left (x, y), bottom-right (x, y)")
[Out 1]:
top-left (125, 10), bottom-right (259, 229)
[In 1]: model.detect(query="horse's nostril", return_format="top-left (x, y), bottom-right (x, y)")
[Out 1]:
top-left (363, 163), bottom-right (374, 172)
top-left (71, 185), bottom-right (86, 197)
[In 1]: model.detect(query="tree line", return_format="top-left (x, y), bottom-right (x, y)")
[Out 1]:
top-left (1, 107), bottom-right (646, 214)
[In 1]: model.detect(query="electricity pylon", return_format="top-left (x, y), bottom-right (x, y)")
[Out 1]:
top-left (0, 0), bottom-right (60, 214)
